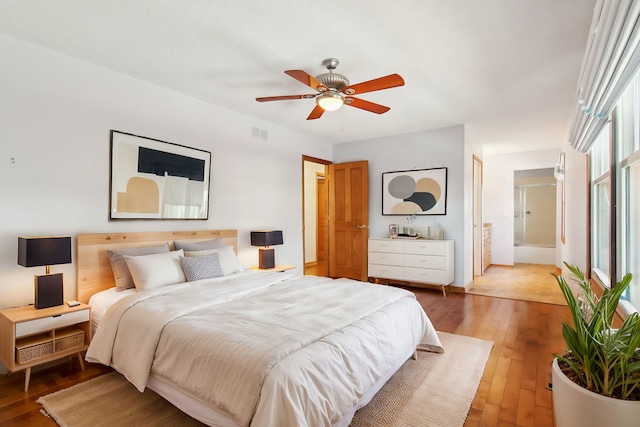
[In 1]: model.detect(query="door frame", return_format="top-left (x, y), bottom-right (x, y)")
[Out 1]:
top-left (473, 155), bottom-right (483, 277)
top-left (302, 155), bottom-right (331, 276)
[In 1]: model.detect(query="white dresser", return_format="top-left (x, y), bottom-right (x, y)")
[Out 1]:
top-left (368, 238), bottom-right (454, 296)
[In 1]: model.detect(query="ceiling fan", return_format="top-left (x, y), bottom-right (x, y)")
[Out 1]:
top-left (256, 58), bottom-right (405, 120)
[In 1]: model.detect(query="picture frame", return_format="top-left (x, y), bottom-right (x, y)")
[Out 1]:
top-left (109, 130), bottom-right (211, 220)
top-left (389, 224), bottom-right (399, 237)
top-left (382, 167), bottom-right (447, 215)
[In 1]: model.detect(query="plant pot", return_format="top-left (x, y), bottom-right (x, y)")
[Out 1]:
top-left (552, 359), bottom-right (640, 427)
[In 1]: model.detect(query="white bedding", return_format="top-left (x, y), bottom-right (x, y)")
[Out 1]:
top-left (86, 271), bottom-right (443, 427)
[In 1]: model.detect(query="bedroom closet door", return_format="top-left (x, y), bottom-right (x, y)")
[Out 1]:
top-left (328, 160), bottom-right (369, 281)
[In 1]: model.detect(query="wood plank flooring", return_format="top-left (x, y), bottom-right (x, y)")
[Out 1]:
top-left (469, 264), bottom-right (566, 306)
top-left (0, 266), bottom-right (570, 426)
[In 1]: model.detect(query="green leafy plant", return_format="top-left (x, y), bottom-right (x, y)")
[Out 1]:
top-left (554, 263), bottom-right (640, 400)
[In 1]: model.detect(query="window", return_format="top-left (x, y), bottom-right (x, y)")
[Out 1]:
top-left (617, 75), bottom-right (640, 309)
top-left (621, 156), bottom-right (640, 308)
top-left (591, 72), bottom-right (640, 310)
top-left (590, 125), bottom-right (611, 285)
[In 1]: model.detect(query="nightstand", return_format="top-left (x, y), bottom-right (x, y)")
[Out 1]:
top-left (0, 303), bottom-right (91, 391)
top-left (250, 265), bottom-right (296, 272)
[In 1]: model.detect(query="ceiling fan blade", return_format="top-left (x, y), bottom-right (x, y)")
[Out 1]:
top-left (343, 74), bottom-right (405, 95)
top-left (306, 105), bottom-right (325, 120)
top-left (346, 97), bottom-right (391, 114)
top-left (285, 70), bottom-right (325, 91)
top-left (256, 94), bottom-right (316, 102)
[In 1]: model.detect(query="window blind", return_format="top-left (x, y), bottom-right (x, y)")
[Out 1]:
top-left (569, 0), bottom-right (640, 153)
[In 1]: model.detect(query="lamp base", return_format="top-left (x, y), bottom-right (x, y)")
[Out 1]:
top-left (258, 248), bottom-right (275, 269)
top-left (34, 273), bottom-right (64, 309)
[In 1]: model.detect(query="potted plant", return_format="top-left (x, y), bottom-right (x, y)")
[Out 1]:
top-left (552, 263), bottom-right (640, 427)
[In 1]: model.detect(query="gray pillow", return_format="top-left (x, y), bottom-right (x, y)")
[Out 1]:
top-left (173, 238), bottom-right (224, 251)
top-left (107, 243), bottom-right (170, 291)
top-left (179, 253), bottom-right (224, 281)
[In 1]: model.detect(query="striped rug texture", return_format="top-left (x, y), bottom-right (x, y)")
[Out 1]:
top-left (38, 332), bottom-right (492, 427)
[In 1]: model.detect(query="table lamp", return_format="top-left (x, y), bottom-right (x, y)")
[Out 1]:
top-left (18, 236), bottom-right (71, 309)
top-left (250, 230), bottom-right (283, 269)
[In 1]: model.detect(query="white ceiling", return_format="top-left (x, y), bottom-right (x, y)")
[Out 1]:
top-left (0, 0), bottom-right (595, 150)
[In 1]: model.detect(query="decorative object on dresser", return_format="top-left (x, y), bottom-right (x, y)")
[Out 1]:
top-left (109, 130), bottom-right (211, 220)
top-left (382, 167), bottom-right (448, 215)
top-left (250, 230), bottom-right (283, 269)
top-left (0, 303), bottom-right (91, 391)
top-left (18, 236), bottom-right (71, 309)
top-left (368, 238), bottom-right (454, 296)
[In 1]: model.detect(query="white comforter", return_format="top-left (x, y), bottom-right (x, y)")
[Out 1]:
top-left (86, 271), bottom-right (443, 427)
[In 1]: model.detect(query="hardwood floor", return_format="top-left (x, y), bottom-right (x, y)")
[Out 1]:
top-left (414, 288), bottom-right (568, 427)
top-left (469, 264), bottom-right (566, 306)
top-left (0, 271), bottom-right (570, 427)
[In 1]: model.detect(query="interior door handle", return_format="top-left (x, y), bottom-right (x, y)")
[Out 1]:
top-left (356, 225), bottom-right (368, 229)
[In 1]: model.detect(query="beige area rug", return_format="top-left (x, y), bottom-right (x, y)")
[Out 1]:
top-left (38, 332), bottom-right (492, 427)
top-left (468, 263), bottom-right (567, 306)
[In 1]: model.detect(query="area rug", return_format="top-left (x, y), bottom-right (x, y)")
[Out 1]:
top-left (38, 332), bottom-right (492, 427)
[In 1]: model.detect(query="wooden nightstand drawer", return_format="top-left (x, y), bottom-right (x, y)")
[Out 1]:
top-left (0, 303), bottom-right (91, 392)
top-left (16, 309), bottom-right (90, 338)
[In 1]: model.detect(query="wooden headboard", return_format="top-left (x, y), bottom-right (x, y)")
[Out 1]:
top-left (76, 229), bottom-right (238, 304)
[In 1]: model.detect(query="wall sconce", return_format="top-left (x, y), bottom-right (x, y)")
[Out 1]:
top-left (18, 236), bottom-right (71, 309)
top-left (250, 230), bottom-right (283, 269)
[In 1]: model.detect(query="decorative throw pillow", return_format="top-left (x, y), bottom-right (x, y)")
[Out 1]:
top-left (184, 246), bottom-right (244, 276)
top-left (123, 249), bottom-right (186, 291)
top-left (179, 253), bottom-right (224, 281)
top-left (174, 238), bottom-right (223, 251)
top-left (107, 243), bottom-right (170, 291)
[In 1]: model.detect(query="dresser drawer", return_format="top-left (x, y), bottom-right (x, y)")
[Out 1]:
top-left (369, 252), bottom-right (404, 266)
top-left (403, 240), bottom-right (449, 256)
top-left (404, 267), bottom-right (449, 285)
top-left (368, 264), bottom-right (404, 281)
top-left (15, 309), bottom-right (90, 338)
top-left (368, 239), bottom-right (404, 253)
top-left (404, 254), bottom-right (447, 270)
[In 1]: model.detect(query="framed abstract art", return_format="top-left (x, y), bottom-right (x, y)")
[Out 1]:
top-left (109, 130), bottom-right (211, 220)
top-left (382, 167), bottom-right (448, 215)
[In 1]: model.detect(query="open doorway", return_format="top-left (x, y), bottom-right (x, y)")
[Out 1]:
top-left (303, 156), bottom-right (330, 276)
top-left (513, 168), bottom-right (556, 264)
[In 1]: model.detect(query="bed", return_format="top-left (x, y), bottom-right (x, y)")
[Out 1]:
top-left (77, 230), bottom-right (443, 427)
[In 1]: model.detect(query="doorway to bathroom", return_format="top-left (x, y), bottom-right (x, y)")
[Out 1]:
top-left (513, 168), bottom-right (556, 264)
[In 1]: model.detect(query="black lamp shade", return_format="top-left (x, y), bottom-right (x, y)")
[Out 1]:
top-left (18, 236), bottom-right (72, 267)
top-left (251, 230), bottom-right (283, 247)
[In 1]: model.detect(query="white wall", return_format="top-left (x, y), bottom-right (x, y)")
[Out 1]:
top-left (482, 149), bottom-right (561, 266)
top-left (333, 125), bottom-right (466, 288)
top-left (0, 34), bottom-right (333, 310)
top-left (559, 145), bottom-right (590, 272)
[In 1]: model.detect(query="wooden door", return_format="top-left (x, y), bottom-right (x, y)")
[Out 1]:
top-left (328, 161), bottom-right (369, 281)
top-left (315, 173), bottom-right (328, 276)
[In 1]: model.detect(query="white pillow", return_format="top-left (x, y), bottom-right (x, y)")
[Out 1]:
top-left (124, 249), bottom-right (186, 291)
top-left (184, 246), bottom-right (244, 276)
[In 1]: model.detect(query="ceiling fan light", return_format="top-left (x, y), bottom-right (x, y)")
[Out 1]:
top-left (317, 92), bottom-right (344, 111)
